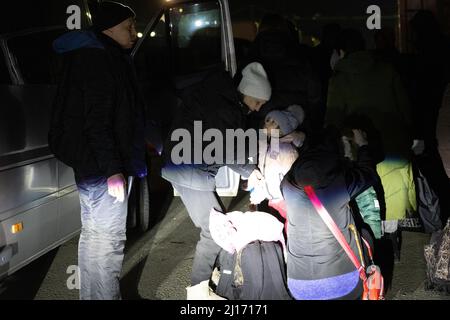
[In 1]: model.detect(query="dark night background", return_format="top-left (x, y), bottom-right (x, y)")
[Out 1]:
top-left (1, 0), bottom-right (449, 51)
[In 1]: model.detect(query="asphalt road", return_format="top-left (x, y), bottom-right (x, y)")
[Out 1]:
top-left (1, 188), bottom-right (449, 300)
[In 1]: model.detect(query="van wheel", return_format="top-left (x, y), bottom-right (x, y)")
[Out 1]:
top-left (127, 181), bottom-right (138, 229)
top-left (138, 176), bottom-right (151, 232)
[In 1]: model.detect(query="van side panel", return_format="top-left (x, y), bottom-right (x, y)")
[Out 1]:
top-left (58, 162), bottom-right (76, 190)
top-left (0, 85), bottom-right (55, 159)
top-left (0, 78), bottom-right (81, 278)
top-left (0, 200), bottom-right (58, 278)
top-left (0, 160), bottom-right (58, 218)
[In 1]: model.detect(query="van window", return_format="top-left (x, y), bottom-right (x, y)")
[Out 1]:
top-left (169, 1), bottom-right (222, 75)
top-left (0, 49), bottom-right (11, 84)
top-left (135, 1), bottom-right (223, 81)
top-left (132, 1), bottom-right (225, 144)
top-left (7, 29), bottom-right (65, 84)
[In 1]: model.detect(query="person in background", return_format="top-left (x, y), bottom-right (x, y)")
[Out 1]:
top-left (409, 10), bottom-right (450, 225)
top-left (340, 116), bottom-right (383, 240)
top-left (311, 23), bottom-right (342, 108)
top-left (242, 13), bottom-right (323, 133)
top-left (437, 84), bottom-right (450, 181)
top-left (325, 28), bottom-right (416, 262)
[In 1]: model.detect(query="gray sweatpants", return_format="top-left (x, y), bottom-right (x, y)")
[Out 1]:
top-left (77, 176), bottom-right (128, 300)
top-left (172, 183), bottom-right (225, 286)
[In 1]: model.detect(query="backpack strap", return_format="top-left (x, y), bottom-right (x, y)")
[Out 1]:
top-left (304, 186), bottom-right (367, 282)
top-left (349, 224), bottom-right (366, 269)
top-left (361, 237), bottom-right (375, 264)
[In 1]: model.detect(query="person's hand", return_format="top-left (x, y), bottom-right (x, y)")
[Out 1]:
top-left (247, 169), bottom-right (265, 190)
top-left (412, 139), bottom-right (425, 155)
top-left (250, 186), bottom-right (267, 205)
top-left (107, 173), bottom-right (126, 203)
top-left (352, 129), bottom-right (368, 147)
top-left (280, 131), bottom-right (306, 147)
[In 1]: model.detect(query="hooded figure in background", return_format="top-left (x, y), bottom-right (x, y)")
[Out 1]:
top-left (49, 1), bottom-right (145, 300)
top-left (242, 14), bottom-right (323, 133)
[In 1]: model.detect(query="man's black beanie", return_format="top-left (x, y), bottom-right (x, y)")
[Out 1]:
top-left (91, 1), bottom-right (136, 32)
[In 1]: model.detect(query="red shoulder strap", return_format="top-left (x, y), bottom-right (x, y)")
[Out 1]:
top-left (304, 186), bottom-right (367, 282)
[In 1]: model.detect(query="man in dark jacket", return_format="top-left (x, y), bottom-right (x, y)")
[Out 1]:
top-left (281, 128), bottom-right (378, 300)
top-left (48, 1), bottom-right (145, 300)
top-left (161, 62), bottom-right (271, 287)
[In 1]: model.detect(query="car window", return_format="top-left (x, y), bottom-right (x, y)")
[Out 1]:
top-left (134, 1), bottom-right (223, 82)
top-left (169, 1), bottom-right (222, 75)
top-left (7, 29), bottom-right (66, 84)
top-left (0, 48), bottom-right (11, 84)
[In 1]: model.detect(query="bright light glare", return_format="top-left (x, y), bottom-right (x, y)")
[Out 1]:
top-left (195, 20), bottom-right (203, 27)
top-left (150, 31), bottom-right (156, 37)
top-left (137, 32), bottom-right (143, 38)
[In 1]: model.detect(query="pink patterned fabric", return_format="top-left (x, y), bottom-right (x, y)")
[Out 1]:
top-left (209, 208), bottom-right (286, 254)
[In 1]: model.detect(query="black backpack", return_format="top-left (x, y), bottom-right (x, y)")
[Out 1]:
top-left (215, 241), bottom-right (292, 300)
top-left (414, 167), bottom-right (442, 233)
top-left (424, 219), bottom-right (450, 294)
